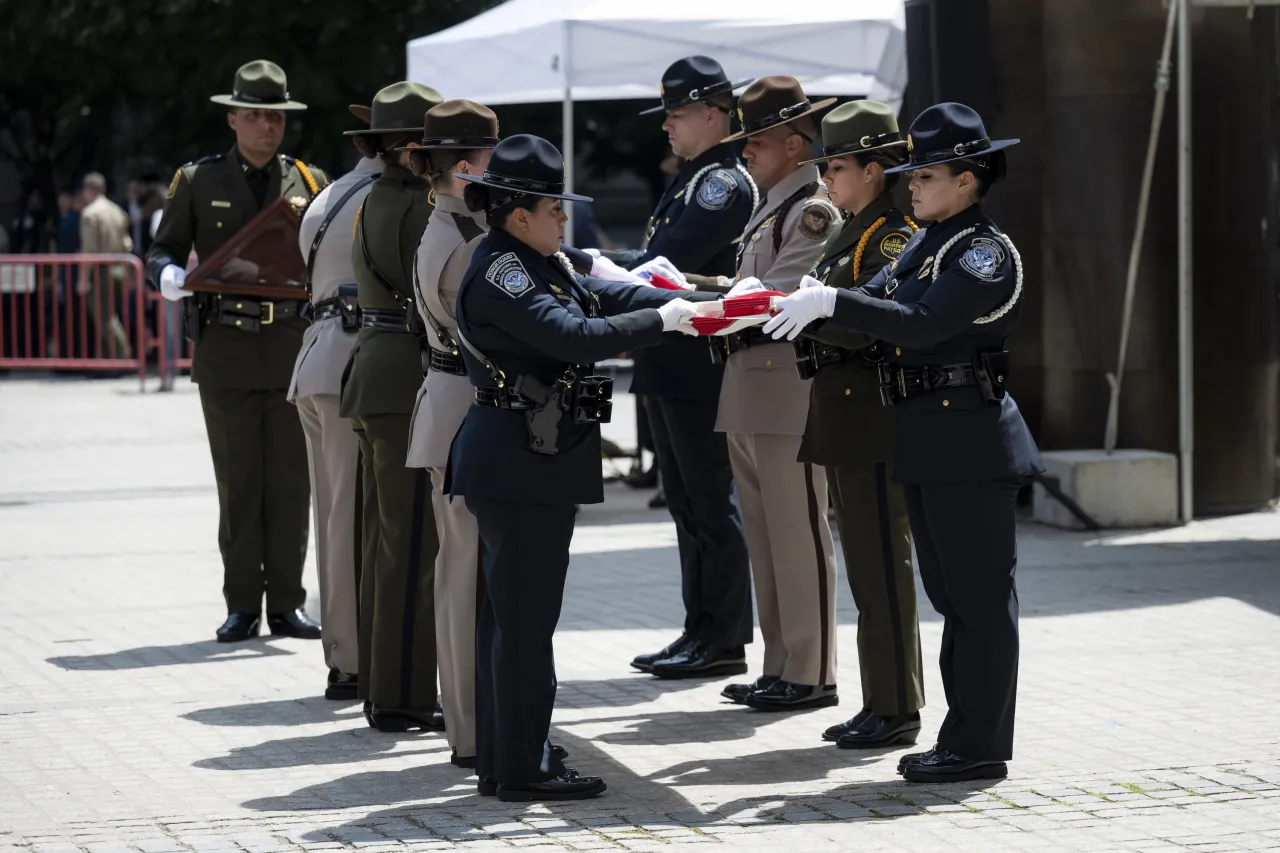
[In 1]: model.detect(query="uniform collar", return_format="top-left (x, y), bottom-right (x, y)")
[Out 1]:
top-left (852, 191), bottom-right (897, 228)
top-left (765, 163), bottom-right (820, 206)
top-left (680, 142), bottom-right (737, 175)
top-left (380, 162), bottom-right (427, 188)
top-left (232, 147), bottom-right (280, 176)
top-left (352, 156), bottom-right (384, 177)
top-left (434, 191), bottom-right (487, 232)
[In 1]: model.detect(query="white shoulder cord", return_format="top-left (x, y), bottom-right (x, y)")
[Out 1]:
top-left (681, 163), bottom-right (761, 211)
top-left (931, 227), bottom-right (1024, 325)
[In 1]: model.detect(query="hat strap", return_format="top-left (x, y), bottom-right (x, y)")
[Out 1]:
top-left (908, 136), bottom-right (993, 166)
top-left (823, 131), bottom-right (903, 159)
top-left (422, 136), bottom-right (500, 148)
top-left (482, 172), bottom-right (564, 194)
top-left (742, 100), bottom-right (811, 135)
top-left (232, 90), bottom-right (288, 105)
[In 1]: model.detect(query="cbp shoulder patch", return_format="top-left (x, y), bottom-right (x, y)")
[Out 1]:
top-left (696, 169), bottom-right (737, 211)
top-left (959, 236), bottom-right (1007, 281)
top-left (484, 252), bottom-right (535, 298)
top-left (879, 232), bottom-right (908, 260)
top-left (798, 200), bottom-right (836, 241)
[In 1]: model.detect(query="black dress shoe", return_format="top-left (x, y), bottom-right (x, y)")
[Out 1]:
top-left (477, 776), bottom-right (498, 797)
top-left (901, 749), bottom-right (1008, 783)
top-left (368, 705), bottom-right (443, 732)
top-left (497, 769), bottom-right (607, 802)
top-left (631, 634), bottom-right (691, 673)
top-left (430, 702), bottom-right (446, 730)
top-left (266, 608), bottom-right (322, 639)
top-left (650, 642), bottom-right (748, 679)
top-left (215, 612), bottom-right (261, 643)
top-left (325, 668), bottom-right (358, 701)
top-left (822, 707), bottom-right (872, 742)
top-left (837, 712), bottom-right (921, 749)
top-left (451, 751), bottom-right (477, 769)
top-left (648, 489), bottom-right (667, 509)
top-left (363, 700), bottom-right (374, 728)
top-left (551, 743), bottom-right (569, 761)
top-left (898, 745), bottom-right (938, 773)
top-left (721, 674), bottom-right (779, 704)
top-left (745, 681), bottom-right (838, 712)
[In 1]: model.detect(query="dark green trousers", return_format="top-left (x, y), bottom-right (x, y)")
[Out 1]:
top-left (198, 386), bottom-right (310, 614)
top-left (351, 413), bottom-right (438, 710)
top-left (828, 461), bottom-right (925, 716)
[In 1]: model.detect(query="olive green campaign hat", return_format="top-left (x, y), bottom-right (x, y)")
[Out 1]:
top-left (210, 60), bottom-right (307, 111)
top-left (343, 81), bottom-right (443, 136)
top-left (800, 100), bottom-right (907, 166)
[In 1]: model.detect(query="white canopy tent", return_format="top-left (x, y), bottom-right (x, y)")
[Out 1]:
top-left (406, 0), bottom-right (908, 218)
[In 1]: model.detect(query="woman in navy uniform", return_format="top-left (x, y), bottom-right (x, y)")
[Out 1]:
top-left (448, 135), bottom-right (707, 802)
top-left (764, 103), bottom-right (1043, 783)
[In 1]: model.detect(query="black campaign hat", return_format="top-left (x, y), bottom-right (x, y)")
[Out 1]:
top-left (639, 56), bottom-right (751, 116)
top-left (456, 134), bottom-right (592, 203)
top-left (885, 102), bottom-right (1019, 174)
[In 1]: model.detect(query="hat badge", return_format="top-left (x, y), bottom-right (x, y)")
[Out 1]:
top-left (907, 134), bottom-right (914, 152)
top-left (738, 106), bottom-right (745, 124)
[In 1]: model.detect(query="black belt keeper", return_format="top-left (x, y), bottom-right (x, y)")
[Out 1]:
top-left (361, 307), bottom-right (426, 334)
top-left (475, 386), bottom-right (535, 410)
top-left (877, 362), bottom-right (979, 407)
top-left (214, 296), bottom-right (307, 333)
top-left (427, 348), bottom-right (468, 376)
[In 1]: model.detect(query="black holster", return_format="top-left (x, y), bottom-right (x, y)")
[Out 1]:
top-left (514, 374), bottom-right (568, 456)
top-left (336, 285), bottom-right (360, 333)
top-left (571, 375), bottom-right (614, 424)
top-left (974, 351), bottom-right (1010, 402)
top-left (183, 296), bottom-right (206, 342)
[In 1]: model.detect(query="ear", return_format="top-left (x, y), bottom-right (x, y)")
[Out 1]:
top-left (225, 110), bottom-right (237, 130)
top-left (864, 160), bottom-right (883, 184)
top-left (510, 206), bottom-right (530, 232)
top-left (956, 170), bottom-right (976, 195)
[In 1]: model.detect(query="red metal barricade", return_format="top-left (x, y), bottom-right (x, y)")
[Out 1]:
top-left (0, 254), bottom-right (150, 384)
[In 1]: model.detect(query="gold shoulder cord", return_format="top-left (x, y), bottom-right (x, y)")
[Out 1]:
top-left (295, 160), bottom-right (321, 197)
top-left (852, 215), bottom-right (921, 279)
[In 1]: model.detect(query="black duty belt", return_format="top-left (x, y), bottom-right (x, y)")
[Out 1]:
top-left (878, 362), bottom-right (978, 407)
top-left (428, 348), bottom-right (467, 376)
top-left (711, 327), bottom-right (771, 363)
top-left (312, 297), bottom-right (357, 323)
top-left (360, 308), bottom-right (426, 334)
top-left (796, 340), bottom-right (890, 379)
top-left (475, 386), bottom-right (535, 410)
top-left (211, 296), bottom-right (308, 333)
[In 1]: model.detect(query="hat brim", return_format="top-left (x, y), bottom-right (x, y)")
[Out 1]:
top-left (721, 97), bottom-right (838, 143)
top-left (211, 95), bottom-right (308, 111)
top-left (456, 172), bottom-right (593, 203)
top-left (638, 78), bottom-right (754, 115)
top-left (883, 138), bottom-right (1019, 174)
top-left (393, 138), bottom-right (501, 153)
top-left (348, 105), bottom-right (372, 124)
top-left (342, 125), bottom-right (428, 137)
top-left (799, 139), bottom-right (908, 167)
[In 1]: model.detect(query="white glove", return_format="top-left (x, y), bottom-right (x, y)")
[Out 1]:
top-left (656, 297), bottom-right (698, 335)
top-left (583, 248), bottom-right (602, 258)
top-left (798, 274), bottom-right (823, 289)
top-left (159, 264), bottom-right (191, 301)
top-left (727, 276), bottom-right (766, 297)
top-left (589, 254), bottom-right (643, 284)
top-left (633, 256), bottom-right (687, 287)
top-left (762, 285), bottom-right (838, 341)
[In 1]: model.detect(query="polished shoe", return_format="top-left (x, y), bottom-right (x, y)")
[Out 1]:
top-left (721, 674), bottom-right (780, 704)
top-left (631, 633), bottom-right (691, 673)
top-left (551, 743), bottom-right (569, 761)
top-left (477, 776), bottom-right (498, 797)
top-left (497, 769), bottom-right (607, 802)
top-left (266, 608), bottom-right (322, 640)
top-left (215, 612), bottom-right (261, 643)
top-left (431, 702), bottom-right (446, 730)
top-left (745, 681), bottom-right (838, 712)
top-left (649, 642), bottom-right (748, 679)
top-left (363, 700), bottom-right (374, 728)
top-left (898, 745), bottom-right (938, 773)
top-left (822, 707), bottom-right (873, 742)
top-left (451, 751), bottom-right (477, 769)
top-left (368, 705), bottom-right (444, 732)
top-left (648, 488), bottom-right (667, 509)
top-left (901, 749), bottom-right (1008, 783)
top-left (837, 712), bottom-right (921, 749)
top-left (325, 668), bottom-right (358, 701)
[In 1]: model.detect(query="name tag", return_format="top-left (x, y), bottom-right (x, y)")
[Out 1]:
top-left (211, 200), bottom-right (232, 208)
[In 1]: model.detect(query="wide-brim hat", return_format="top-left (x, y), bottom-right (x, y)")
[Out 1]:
top-left (721, 76), bottom-right (836, 143)
top-left (456, 134), bottom-right (592, 203)
top-left (395, 99), bottom-right (499, 151)
top-left (639, 55), bottom-right (751, 116)
top-left (800, 100), bottom-right (907, 166)
top-left (210, 60), bottom-right (307, 111)
top-left (342, 81), bottom-right (443, 136)
top-left (885, 102), bottom-right (1018, 174)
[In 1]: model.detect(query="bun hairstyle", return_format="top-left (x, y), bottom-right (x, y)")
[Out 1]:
top-left (945, 151), bottom-right (1006, 198)
top-left (350, 133), bottom-right (414, 165)
top-left (463, 183), bottom-right (542, 227)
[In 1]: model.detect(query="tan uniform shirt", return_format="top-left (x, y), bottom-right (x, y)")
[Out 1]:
top-left (80, 196), bottom-right (133, 255)
top-left (715, 164), bottom-right (842, 435)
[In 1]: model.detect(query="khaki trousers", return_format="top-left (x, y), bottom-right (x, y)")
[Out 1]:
top-left (727, 432), bottom-right (838, 687)
top-left (430, 467), bottom-right (480, 759)
top-left (295, 393), bottom-right (361, 675)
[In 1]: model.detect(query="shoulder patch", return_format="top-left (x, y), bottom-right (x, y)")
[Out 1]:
top-left (798, 200), bottom-right (836, 241)
top-left (695, 169), bottom-right (737, 211)
top-left (166, 169), bottom-right (183, 199)
top-left (879, 231), bottom-right (908, 260)
top-left (959, 236), bottom-right (1007, 281)
top-left (450, 212), bottom-right (485, 243)
top-left (484, 252), bottom-right (535, 298)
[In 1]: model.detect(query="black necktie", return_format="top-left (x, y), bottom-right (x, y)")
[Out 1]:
top-left (243, 165), bottom-right (270, 208)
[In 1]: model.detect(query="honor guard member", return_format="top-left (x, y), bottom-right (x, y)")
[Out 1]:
top-left (607, 57), bottom-right (757, 680)
top-left (764, 103), bottom-right (1043, 782)
top-left (337, 81), bottom-right (444, 732)
top-left (448, 135), bottom-right (712, 801)
top-left (708, 77), bottom-right (842, 712)
top-left (790, 101), bottom-right (927, 749)
top-left (148, 60), bottom-right (328, 643)
top-left (288, 97), bottom-right (385, 700)
top-left (401, 100), bottom-right (500, 769)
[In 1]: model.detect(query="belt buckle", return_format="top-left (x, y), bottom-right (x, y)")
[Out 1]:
top-left (260, 301), bottom-right (275, 325)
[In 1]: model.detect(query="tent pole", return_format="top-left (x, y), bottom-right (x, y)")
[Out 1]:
top-left (1176, 0), bottom-right (1193, 523)
top-left (562, 21), bottom-right (575, 246)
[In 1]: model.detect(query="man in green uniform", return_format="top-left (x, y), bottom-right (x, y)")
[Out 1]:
top-left (148, 60), bottom-right (329, 643)
top-left (337, 82), bottom-right (444, 732)
top-left (792, 101), bottom-right (926, 748)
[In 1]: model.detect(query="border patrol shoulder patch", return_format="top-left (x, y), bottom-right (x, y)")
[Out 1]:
top-left (167, 169), bottom-right (183, 200)
top-left (484, 252), bottom-right (535, 298)
top-left (798, 200), bottom-right (836, 241)
top-left (696, 169), bottom-right (737, 211)
top-left (959, 236), bottom-right (1007, 281)
top-left (879, 231), bottom-right (908, 260)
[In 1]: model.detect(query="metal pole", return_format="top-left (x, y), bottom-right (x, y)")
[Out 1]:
top-left (1176, 0), bottom-right (1194, 523)
top-left (562, 21), bottom-right (575, 246)
top-left (1104, 0), bottom-right (1178, 451)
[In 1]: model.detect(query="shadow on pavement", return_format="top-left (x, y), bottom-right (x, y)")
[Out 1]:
top-left (193, 727), bottom-right (451, 770)
top-left (181, 696), bottom-right (366, 727)
top-left (47, 638), bottom-right (294, 671)
top-left (556, 675), bottom-right (710, 710)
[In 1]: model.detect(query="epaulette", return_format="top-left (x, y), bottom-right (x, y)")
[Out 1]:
top-left (184, 153), bottom-right (224, 168)
top-left (281, 154), bottom-right (322, 197)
